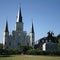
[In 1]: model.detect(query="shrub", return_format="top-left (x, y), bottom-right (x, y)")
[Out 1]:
top-left (27, 49), bottom-right (60, 56)
top-left (19, 46), bottom-right (33, 54)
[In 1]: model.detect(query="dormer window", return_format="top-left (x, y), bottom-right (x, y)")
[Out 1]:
top-left (46, 40), bottom-right (48, 43)
top-left (49, 40), bottom-right (51, 42)
top-left (42, 40), bottom-right (44, 43)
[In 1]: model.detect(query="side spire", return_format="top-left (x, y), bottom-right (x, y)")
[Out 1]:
top-left (17, 6), bottom-right (22, 22)
top-left (5, 20), bottom-right (9, 32)
top-left (30, 22), bottom-right (34, 33)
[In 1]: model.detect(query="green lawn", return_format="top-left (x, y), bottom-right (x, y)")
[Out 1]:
top-left (0, 55), bottom-right (60, 60)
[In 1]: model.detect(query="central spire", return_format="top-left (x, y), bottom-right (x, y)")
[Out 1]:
top-left (17, 7), bottom-right (22, 22)
top-left (5, 20), bottom-right (9, 32)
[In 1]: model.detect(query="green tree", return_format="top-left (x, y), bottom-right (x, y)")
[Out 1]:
top-left (19, 46), bottom-right (33, 54)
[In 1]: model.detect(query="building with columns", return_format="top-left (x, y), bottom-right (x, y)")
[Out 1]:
top-left (3, 7), bottom-right (35, 49)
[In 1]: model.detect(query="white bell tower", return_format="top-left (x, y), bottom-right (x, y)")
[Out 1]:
top-left (3, 21), bottom-right (9, 49)
top-left (30, 22), bottom-right (35, 48)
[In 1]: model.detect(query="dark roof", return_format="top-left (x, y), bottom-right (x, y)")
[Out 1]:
top-left (40, 37), bottom-right (47, 40)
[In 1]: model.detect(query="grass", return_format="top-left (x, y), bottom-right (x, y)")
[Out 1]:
top-left (0, 55), bottom-right (60, 60)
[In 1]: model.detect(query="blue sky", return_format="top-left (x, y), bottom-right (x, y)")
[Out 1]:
top-left (0, 0), bottom-right (60, 43)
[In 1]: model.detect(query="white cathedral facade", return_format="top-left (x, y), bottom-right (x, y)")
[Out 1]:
top-left (3, 7), bottom-right (35, 49)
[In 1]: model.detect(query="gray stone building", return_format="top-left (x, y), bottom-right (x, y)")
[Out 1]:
top-left (3, 7), bottom-right (35, 49)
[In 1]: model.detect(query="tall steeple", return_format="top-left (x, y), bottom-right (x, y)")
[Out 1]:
top-left (30, 22), bottom-right (34, 33)
top-left (5, 21), bottom-right (9, 32)
top-left (30, 22), bottom-right (35, 48)
top-left (16, 6), bottom-right (23, 32)
top-left (3, 20), bottom-right (9, 49)
top-left (17, 7), bottom-right (22, 22)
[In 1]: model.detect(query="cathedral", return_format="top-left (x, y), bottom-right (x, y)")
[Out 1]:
top-left (3, 7), bottom-right (35, 49)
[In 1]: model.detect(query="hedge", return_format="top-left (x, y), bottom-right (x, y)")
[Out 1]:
top-left (27, 49), bottom-right (60, 56)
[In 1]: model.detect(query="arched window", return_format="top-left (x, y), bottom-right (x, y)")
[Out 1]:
top-left (49, 40), bottom-right (51, 42)
top-left (5, 41), bottom-right (6, 45)
top-left (27, 43), bottom-right (29, 46)
top-left (18, 43), bottom-right (21, 46)
top-left (46, 40), bottom-right (48, 43)
top-left (32, 42), bottom-right (34, 45)
top-left (42, 40), bottom-right (44, 43)
top-left (9, 42), bottom-right (11, 46)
